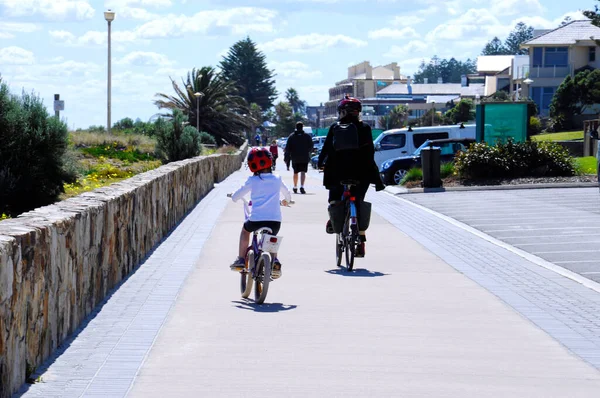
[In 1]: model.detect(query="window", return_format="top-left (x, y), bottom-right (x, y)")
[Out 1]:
top-left (380, 134), bottom-right (406, 150)
top-left (590, 47), bottom-right (596, 62)
top-left (531, 86), bottom-right (556, 113)
top-left (413, 132), bottom-right (449, 148)
top-left (544, 47), bottom-right (568, 67)
top-left (533, 48), bottom-right (543, 67)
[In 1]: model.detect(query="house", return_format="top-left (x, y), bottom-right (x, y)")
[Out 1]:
top-left (366, 78), bottom-right (484, 128)
top-left (322, 61), bottom-right (407, 126)
top-left (520, 19), bottom-right (600, 116)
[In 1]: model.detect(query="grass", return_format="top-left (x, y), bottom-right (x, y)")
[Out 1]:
top-left (399, 163), bottom-right (455, 186)
top-left (531, 131), bottom-right (584, 142)
top-left (575, 156), bottom-right (597, 175)
top-left (69, 131), bottom-right (157, 153)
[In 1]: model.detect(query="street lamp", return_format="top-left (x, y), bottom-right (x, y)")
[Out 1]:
top-left (431, 101), bottom-right (436, 126)
top-left (104, 9), bottom-right (115, 134)
top-left (194, 92), bottom-right (203, 131)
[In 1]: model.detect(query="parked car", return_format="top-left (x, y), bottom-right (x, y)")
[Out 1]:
top-left (312, 136), bottom-right (326, 152)
top-left (379, 138), bottom-right (475, 185)
top-left (373, 123), bottom-right (476, 169)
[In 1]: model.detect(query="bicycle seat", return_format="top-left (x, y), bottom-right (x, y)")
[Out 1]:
top-left (340, 179), bottom-right (360, 186)
top-left (257, 228), bottom-right (273, 234)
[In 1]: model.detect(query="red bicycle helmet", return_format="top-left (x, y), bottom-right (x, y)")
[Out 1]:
top-left (337, 94), bottom-right (362, 113)
top-left (247, 147), bottom-right (273, 173)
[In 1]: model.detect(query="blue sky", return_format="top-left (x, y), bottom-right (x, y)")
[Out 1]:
top-left (0, 0), bottom-right (592, 129)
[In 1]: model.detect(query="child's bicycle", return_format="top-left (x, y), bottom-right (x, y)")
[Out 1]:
top-left (227, 194), bottom-right (293, 304)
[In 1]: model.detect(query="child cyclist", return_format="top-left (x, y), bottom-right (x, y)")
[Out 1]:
top-left (230, 147), bottom-right (292, 279)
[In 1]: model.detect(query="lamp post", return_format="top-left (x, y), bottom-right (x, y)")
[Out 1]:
top-left (104, 9), bottom-right (115, 134)
top-left (431, 101), bottom-right (436, 126)
top-left (194, 92), bottom-right (203, 131)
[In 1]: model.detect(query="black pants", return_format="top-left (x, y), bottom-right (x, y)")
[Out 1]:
top-left (328, 182), bottom-right (369, 233)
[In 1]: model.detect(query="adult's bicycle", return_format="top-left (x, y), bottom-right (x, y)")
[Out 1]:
top-left (227, 194), bottom-right (293, 304)
top-left (335, 180), bottom-right (361, 271)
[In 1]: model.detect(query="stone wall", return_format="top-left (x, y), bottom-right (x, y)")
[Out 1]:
top-left (0, 145), bottom-right (247, 397)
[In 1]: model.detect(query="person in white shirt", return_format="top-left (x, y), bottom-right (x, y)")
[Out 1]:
top-left (230, 147), bottom-right (292, 278)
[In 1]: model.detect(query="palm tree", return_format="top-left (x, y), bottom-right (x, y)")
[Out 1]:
top-left (154, 67), bottom-right (249, 146)
top-left (285, 88), bottom-right (306, 114)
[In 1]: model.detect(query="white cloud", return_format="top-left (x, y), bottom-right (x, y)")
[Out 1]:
top-left (490, 0), bottom-right (544, 17)
top-left (0, 21), bottom-right (40, 32)
top-left (0, 0), bottom-right (95, 21)
top-left (50, 29), bottom-right (141, 48)
top-left (117, 51), bottom-right (174, 66)
top-left (261, 34), bottom-right (367, 53)
top-left (384, 40), bottom-right (429, 58)
top-left (270, 61), bottom-right (322, 80)
top-left (367, 27), bottom-right (418, 40)
top-left (0, 46), bottom-right (35, 64)
top-left (392, 15), bottom-right (425, 26)
top-left (104, 0), bottom-right (173, 20)
top-left (0, 31), bottom-right (13, 38)
top-left (426, 8), bottom-right (501, 41)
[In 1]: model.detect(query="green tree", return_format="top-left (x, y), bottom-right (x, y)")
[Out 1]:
top-left (246, 102), bottom-right (263, 140)
top-left (274, 101), bottom-right (295, 137)
top-left (220, 37), bottom-right (277, 110)
top-left (113, 117), bottom-right (134, 130)
top-left (378, 105), bottom-right (409, 129)
top-left (154, 108), bottom-right (202, 163)
top-left (154, 66), bottom-right (248, 146)
top-left (444, 99), bottom-right (475, 123)
top-left (504, 22), bottom-right (534, 55)
top-left (549, 75), bottom-right (580, 130)
top-left (584, 1), bottom-right (600, 27)
top-left (0, 81), bottom-right (77, 216)
top-left (481, 37), bottom-right (508, 55)
top-left (285, 88), bottom-right (306, 114)
top-left (413, 56), bottom-right (476, 84)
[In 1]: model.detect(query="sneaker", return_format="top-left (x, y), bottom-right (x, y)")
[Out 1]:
top-left (300, 187), bottom-right (306, 194)
top-left (355, 242), bottom-right (365, 258)
top-left (293, 187), bottom-right (298, 194)
top-left (271, 259), bottom-right (282, 279)
top-left (326, 220), bottom-right (335, 234)
top-left (230, 257), bottom-right (245, 271)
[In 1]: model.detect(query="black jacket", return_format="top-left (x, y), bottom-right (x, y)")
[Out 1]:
top-left (318, 118), bottom-right (384, 191)
top-left (284, 130), bottom-right (314, 164)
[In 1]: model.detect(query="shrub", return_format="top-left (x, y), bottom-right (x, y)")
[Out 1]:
top-left (529, 116), bottom-right (543, 136)
top-left (155, 109), bottom-right (202, 163)
top-left (199, 131), bottom-right (216, 146)
top-left (0, 82), bottom-right (77, 216)
top-left (454, 139), bottom-right (576, 180)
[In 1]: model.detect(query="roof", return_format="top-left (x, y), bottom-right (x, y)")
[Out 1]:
top-left (376, 83), bottom-right (485, 96)
top-left (522, 20), bottom-right (600, 46)
top-left (477, 55), bottom-right (514, 73)
top-left (426, 95), bottom-right (460, 104)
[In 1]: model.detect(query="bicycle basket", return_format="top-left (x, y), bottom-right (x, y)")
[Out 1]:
top-left (259, 234), bottom-right (283, 253)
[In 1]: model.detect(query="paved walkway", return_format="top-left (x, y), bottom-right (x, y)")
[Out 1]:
top-left (18, 168), bottom-right (600, 397)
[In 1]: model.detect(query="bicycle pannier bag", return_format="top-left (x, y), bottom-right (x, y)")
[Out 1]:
top-left (328, 201), bottom-right (346, 234)
top-left (332, 122), bottom-right (359, 151)
top-left (358, 201), bottom-right (372, 231)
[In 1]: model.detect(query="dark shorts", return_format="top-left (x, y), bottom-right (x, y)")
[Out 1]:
top-left (243, 220), bottom-right (281, 235)
top-left (292, 162), bottom-right (308, 173)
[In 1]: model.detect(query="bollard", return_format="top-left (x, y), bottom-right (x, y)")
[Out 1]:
top-left (421, 145), bottom-right (442, 188)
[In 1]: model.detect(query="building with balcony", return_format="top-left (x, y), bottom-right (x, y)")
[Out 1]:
top-left (520, 20), bottom-right (600, 115)
top-left (322, 61), bottom-right (407, 127)
top-left (305, 104), bottom-right (325, 128)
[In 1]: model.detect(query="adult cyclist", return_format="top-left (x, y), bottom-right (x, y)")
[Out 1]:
top-left (317, 95), bottom-right (384, 257)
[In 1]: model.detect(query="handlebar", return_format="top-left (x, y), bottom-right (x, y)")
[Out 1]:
top-left (226, 193), bottom-right (294, 206)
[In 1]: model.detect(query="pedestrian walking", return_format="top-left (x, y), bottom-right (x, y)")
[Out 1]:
top-left (284, 122), bottom-right (313, 194)
top-left (269, 139), bottom-right (279, 170)
top-left (254, 133), bottom-right (261, 147)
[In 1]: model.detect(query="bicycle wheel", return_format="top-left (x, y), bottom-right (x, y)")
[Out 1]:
top-left (345, 234), bottom-right (356, 271)
top-left (240, 250), bottom-right (254, 298)
top-left (254, 252), bottom-right (271, 304)
top-left (335, 234), bottom-right (343, 267)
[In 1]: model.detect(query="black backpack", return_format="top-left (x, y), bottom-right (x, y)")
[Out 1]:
top-left (332, 122), bottom-right (359, 151)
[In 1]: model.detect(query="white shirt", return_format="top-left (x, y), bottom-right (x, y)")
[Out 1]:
top-left (231, 174), bottom-right (292, 222)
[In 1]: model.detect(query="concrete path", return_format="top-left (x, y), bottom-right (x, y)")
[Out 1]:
top-left (20, 168), bottom-right (600, 397)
